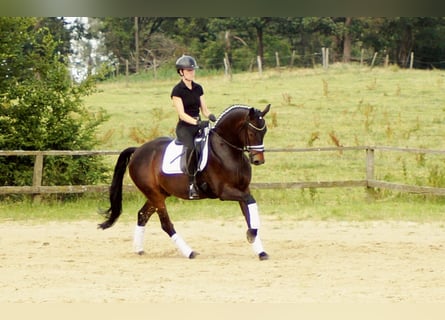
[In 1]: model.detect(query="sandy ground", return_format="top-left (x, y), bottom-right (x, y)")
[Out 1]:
top-left (1, 217), bottom-right (445, 303)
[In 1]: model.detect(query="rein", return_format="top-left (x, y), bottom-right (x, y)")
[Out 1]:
top-left (211, 130), bottom-right (245, 152)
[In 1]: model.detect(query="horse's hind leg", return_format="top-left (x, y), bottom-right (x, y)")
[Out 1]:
top-left (133, 201), bottom-right (156, 254)
top-left (156, 206), bottom-right (197, 259)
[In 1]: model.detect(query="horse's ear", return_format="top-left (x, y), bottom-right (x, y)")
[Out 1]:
top-left (261, 104), bottom-right (271, 117)
top-left (248, 107), bottom-right (256, 119)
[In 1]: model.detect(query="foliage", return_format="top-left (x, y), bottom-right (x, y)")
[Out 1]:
top-left (92, 17), bottom-right (445, 77)
top-left (97, 17), bottom-right (180, 74)
top-left (0, 17), bottom-right (109, 189)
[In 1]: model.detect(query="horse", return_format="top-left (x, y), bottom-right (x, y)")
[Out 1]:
top-left (98, 104), bottom-right (271, 260)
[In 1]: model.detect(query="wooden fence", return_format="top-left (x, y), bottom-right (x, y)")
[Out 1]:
top-left (2, 146), bottom-right (445, 197)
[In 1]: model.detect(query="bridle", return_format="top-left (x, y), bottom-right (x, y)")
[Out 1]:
top-left (245, 120), bottom-right (266, 154)
top-left (211, 115), bottom-right (267, 155)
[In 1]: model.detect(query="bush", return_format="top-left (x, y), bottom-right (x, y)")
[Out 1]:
top-left (0, 17), bottom-right (109, 190)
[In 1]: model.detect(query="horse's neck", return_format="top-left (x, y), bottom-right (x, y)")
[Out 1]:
top-left (210, 130), bottom-right (246, 161)
top-left (211, 127), bottom-right (240, 148)
top-left (208, 130), bottom-right (251, 185)
top-left (212, 119), bottom-right (245, 146)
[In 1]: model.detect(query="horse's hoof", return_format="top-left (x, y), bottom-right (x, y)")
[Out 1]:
top-left (136, 250), bottom-right (145, 256)
top-left (258, 252), bottom-right (269, 260)
top-left (246, 229), bottom-right (257, 244)
top-left (189, 251), bottom-right (199, 259)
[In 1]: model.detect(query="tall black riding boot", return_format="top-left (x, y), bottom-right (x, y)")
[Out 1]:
top-left (188, 175), bottom-right (199, 199)
top-left (185, 147), bottom-right (199, 199)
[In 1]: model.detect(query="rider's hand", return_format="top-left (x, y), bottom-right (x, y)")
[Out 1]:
top-left (208, 114), bottom-right (217, 122)
top-left (197, 120), bottom-right (209, 129)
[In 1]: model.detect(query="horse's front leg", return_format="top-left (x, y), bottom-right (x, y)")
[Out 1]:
top-left (239, 194), bottom-right (269, 260)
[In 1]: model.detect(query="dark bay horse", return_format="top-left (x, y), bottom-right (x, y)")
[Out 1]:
top-left (98, 104), bottom-right (271, 260)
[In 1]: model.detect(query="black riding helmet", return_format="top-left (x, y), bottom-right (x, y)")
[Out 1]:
top-left (175, 55), bottom-right (199, 74)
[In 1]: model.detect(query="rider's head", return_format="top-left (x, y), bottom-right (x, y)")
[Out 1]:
top-left (175, 55), bottom-right (199, 76)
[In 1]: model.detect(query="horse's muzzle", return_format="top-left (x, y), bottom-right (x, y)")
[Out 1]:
top-left (249, 151), bottom-right (265, 165)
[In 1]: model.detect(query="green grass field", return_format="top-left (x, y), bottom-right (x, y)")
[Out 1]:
top-left (2, 64), bottom-right (445, 223)
top-left (87, 64), bottom-right (445, 185)
top-left (3, 187), bottom-right (445, 224)
top-left (88, 64), bottom-right (445, 150)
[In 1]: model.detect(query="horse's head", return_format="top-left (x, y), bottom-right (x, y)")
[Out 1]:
top-left (244, 104), bottom-right (270, 165)
top-left (213, 104), bottom-right (271, 166)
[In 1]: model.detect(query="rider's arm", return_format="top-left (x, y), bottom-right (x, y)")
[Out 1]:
top-left (199, 95), bottom-right (212, 119)
top-left (172, 96), bottom-right (200, 125)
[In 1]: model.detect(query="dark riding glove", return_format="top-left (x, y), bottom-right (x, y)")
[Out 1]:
top-left (197, 120), bottom-right (209, 129)
top-left (208, 114), bottom-right (217, 122)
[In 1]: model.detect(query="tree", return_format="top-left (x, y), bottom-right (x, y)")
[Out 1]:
top-left (342, 17), bottom-right (352, 62)
top-left (86, 17), bottom-right (445, 74)
top-left (0, 17), bottom-right (108, 190)
top-left (358, 17), bottom-right (445, 68)
top-left (98, 17), bottom-right (170, 73)
top-left (411, 17), bottom-right (445, 69)
top-left (215, 17), bottom-right (272, 66)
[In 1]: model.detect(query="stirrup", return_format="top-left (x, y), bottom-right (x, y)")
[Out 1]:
top-left (189, 184), bottom-right (199, 199)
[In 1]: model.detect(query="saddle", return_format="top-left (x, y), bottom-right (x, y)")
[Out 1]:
top-left (161, 128), bottom-right (210, 175)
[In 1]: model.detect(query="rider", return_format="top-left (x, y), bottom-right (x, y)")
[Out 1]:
top-left (171, 55), bottom-right (216, 199)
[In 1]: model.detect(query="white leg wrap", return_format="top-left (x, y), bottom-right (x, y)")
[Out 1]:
top-left (248, 203), bottom-right (260, 229)
top-left (171, 233), bottom-right (193, 258)
top-left (252, 234), bottom-right (265, 255)
top-left (133, 225), bottom-right (145, 253)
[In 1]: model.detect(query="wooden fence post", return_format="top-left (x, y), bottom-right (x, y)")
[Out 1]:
top-left (370, 52), bottom-right (378, 68)
top-left (410, 51), bottom-right (414, 69)
top-left (366, 147), bottom-right (375, 198)
top-left (32, 152), bottom-right (44, 203)
top-left (153, 57), bottom-right (157, 80)
top-left (125, 59), bottom-right (129, 87)
top-left (322, 47), bottom-right (326, 69)
top-left (257, 56), bottom-right (263, 76)
top-left (224, 52), bottom-right (232, 80)
top-left (322, 47), bottom-right (329, 70)
top-left (290, 50), bottom-right (296, 68)
top-left (326, 48), bottom-right (329, 69)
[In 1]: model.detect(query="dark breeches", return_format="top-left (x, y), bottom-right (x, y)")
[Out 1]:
top-left (176, 122), bottom-right (200, 175)
top-left (176, 121), bottom-right (199, 149)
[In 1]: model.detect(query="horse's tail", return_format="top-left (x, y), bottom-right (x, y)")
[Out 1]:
top-left (98, 147), bottom-right (137, 230)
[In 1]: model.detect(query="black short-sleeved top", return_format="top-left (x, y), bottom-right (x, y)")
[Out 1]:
top-left (171, 80), bottom-right (204, 118)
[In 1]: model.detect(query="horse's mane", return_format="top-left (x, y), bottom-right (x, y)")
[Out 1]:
top-left (214, 104), bottom-right (251, 126)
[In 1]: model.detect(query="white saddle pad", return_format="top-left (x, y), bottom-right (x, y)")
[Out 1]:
top-left (161, 137), bottom-right (210, 174)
